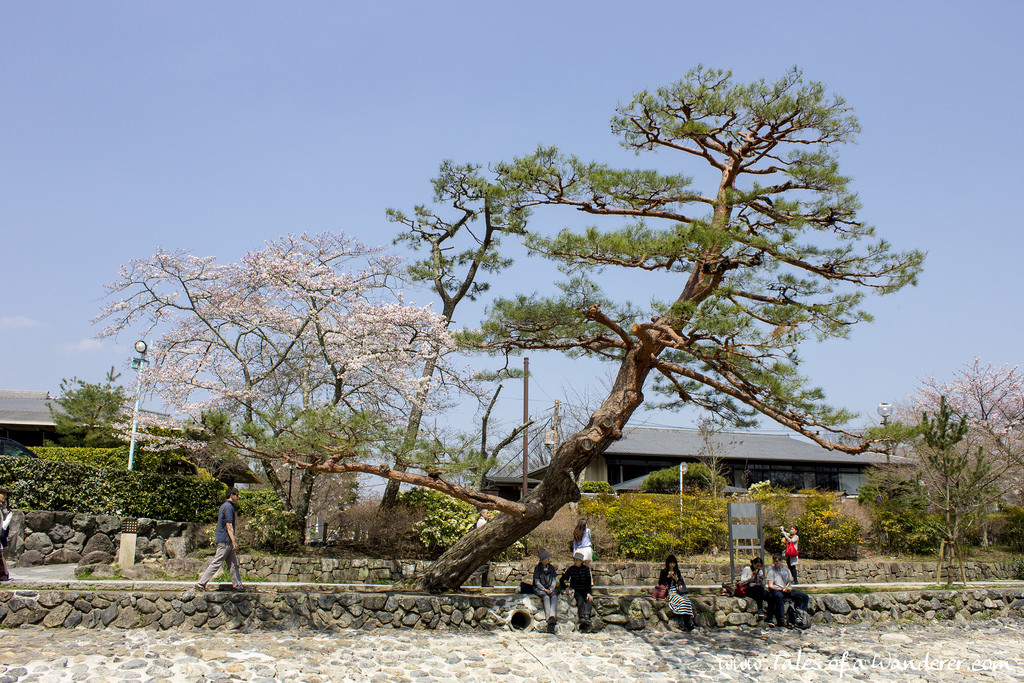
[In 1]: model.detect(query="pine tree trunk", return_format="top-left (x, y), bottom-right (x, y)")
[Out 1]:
top-left (418, 346), bottom-right (652, 592)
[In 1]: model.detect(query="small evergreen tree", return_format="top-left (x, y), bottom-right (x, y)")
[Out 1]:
top-left (50, 367), bottom-right (129, 448)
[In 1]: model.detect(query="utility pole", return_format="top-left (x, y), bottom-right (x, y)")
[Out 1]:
top-left (552, 400), bottom-right (560, 449)
top-left (522, 357), bottom-right (530, 496)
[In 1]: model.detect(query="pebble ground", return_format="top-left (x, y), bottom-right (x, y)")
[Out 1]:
top-left (2, 618), bottom-right (1023, 681)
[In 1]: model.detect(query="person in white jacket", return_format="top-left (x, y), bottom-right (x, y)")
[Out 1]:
top-left (0, 488), bottom-right (13, 582)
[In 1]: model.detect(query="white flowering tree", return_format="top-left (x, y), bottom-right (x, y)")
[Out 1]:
top-left (95, 232), bottom-right (526, 524)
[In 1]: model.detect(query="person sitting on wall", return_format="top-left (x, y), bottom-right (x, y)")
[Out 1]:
top-left (658, 554), bottom-right (695, 631)
top-left (736, 556), bottom-right (766, 619)
top-left (533, 549), bottom-right (559, 630)
top-left (559, 552), bottom-right (593, 630)
top-left (765, 553), bottom-right (809, 628)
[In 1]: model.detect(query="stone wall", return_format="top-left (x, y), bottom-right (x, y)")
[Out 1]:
top-left (234, 556), bottom-right (1017, 586)
top-left (4, 511), bottom-right (205, 569)
top-left (3, 585), bottom-right (1023, 632)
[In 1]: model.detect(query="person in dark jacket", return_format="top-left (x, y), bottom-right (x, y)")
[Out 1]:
top-left (559, 552), bottom-right (593, 628)
top-left (533, 549), bottom-right (559, 628)
top-left (657, 554), bottom-right (694, 631)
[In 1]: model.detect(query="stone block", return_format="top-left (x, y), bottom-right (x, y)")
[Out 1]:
top-left (822, 595), bottom-right (851, 615)
top-left (95, 516), bottom-right (120, 535)
top-left (75, 563), bottom-right (115, 579)
top-left (71, 514), bottom-right (98, 534)
top-left (17, 550), bottom-right (44, 567)
top-left (120, 565), bottom-right (156, 580)
top-left (80, 550), bottom-right (114, 566)
top-left (43, 602), bottom-right (73, 628)
top-left (24, 511), bottom-right (55, 533)
top-left (82, 533), bottom-right (114, 557)
top-left (24, 532), bottom-right (54, 555)
top-left (45, 548), bottom-right (82, 565)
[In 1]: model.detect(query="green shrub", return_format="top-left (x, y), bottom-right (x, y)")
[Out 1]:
top-left (580, 480), bottom-right (614, 494)
top-left (642, 464), bottom-right (727, 493)
top-left (580, 493), bottom-right (727, 559)
top-left (247, 503), bottom-right (302, 552)
top-left (1013, 556), bottom-right (1024, 581)
top-left (794, 491), bottom-right (863, 559)
top-left (34, 446), bottom-right (207, 478)
top-left (236, 488), bottom-right (283, 517)
top-left (994, 507), bottom-right (1024, 551)
top-left (858, 470), bottom-right (938, 554)
top-left (398, 488), bottom-right (476, 557)
top-left (0, 455), bottom-right (223, 522)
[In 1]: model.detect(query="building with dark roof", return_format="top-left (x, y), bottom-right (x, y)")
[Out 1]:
top-left (588, 425), bottom-right (888, 494)
top-left (0, 390), bottom-right (57, 445)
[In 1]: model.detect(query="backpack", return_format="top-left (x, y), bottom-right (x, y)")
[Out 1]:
top-left (787, 605), bottom-right (811, 630)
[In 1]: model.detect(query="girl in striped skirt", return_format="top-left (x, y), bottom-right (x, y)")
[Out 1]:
top-left (658, 554), bottom-right (694, 631)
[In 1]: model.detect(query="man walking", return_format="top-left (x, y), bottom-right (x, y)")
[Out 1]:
top-left (196, 487), bottom-right (245, 592)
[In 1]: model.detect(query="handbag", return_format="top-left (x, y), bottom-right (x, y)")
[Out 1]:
top-left (784, 540), bottom-right (798, 558)
top-left (519, 581), bottom-right (535, 595)
top-left (652, 584), bottom-right (668, 600)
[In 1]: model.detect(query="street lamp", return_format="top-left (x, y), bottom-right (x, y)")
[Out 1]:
top-left (127, 340), bottom-right (150, 471)
top-left (877, 402), bottom-right (894, 464)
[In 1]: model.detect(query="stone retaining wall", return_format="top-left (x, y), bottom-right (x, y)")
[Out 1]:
top-left (3, 511), bottom-right (205, 569)
top-left (3, 586), bottom-right (1023, 633)
top-left (236, 556), bottom-right (1016, 586)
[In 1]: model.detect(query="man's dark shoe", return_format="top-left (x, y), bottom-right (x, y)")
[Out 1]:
top-left (230, 585), bottom-right (250, 592)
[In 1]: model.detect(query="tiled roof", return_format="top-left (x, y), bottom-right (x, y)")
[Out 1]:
top-left (0, 390), bottom-right (57, 427)
top-left (603, 425), bottom-right (891, 465)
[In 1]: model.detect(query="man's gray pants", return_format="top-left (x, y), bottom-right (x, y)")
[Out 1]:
top-left (198, 542), bottom-right (243, 589)
top-left (539, 591), bottom-right (558, 619)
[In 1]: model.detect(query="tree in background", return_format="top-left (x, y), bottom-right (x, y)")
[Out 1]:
top-left (914, 359), bottom-right (1024, 513)
top-left (419, 66), bottom-right (924, 590)
top-left (917, 396), bottom-right (999, 584)
top-left (95, 233), bottom-right (479, 527)
top-left (696, 417), bottom-right (735, 502)
top-left (379, 162), bottom-right (529, 511)
top-left (50, 367), bottom-right (129, 448)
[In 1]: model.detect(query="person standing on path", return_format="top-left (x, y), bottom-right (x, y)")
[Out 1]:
top-left (476, 510), bottom-right (491, 587)
top-left (196, 487), bottom-right (245, 592)
top-left (781, 525), bottom-right (799, 583)
top-left (0, 488), bottom-right (14, 582)
top-left (559, 552), bottom-right (594, 629)
top-left (533, 549), bottom-right (559, 629)
top-left (571, 518), bottom-right (593, 562)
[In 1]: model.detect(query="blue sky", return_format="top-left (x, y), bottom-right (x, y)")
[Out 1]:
top-left (2, 1), bottom-right (1021, 439)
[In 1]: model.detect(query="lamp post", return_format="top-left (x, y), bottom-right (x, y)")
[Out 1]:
top-left (877, 402), bottom-right (893, 464)
top-left (127, 340), bottom-right (149, 471)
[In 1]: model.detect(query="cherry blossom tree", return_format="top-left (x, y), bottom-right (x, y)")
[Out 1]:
top-left (95, 232), bottom-right (525, 523)
top-left (911, 358), bottom-right (1024, 548)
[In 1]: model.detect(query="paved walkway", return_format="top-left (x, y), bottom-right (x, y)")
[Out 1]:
top-left (2, 619), bottom-right (1023, 681)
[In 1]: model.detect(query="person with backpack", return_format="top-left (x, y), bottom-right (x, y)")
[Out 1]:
top-left (559, 552), bottom-right (594, 630)
top-left (533, 549), bottom-right (559, 629)
top-left (781, 524), bottom-right (800, 583)
top-left (765, 553), bottom-right (809, 628)
top-left (656, 554), bottom-right (695, 631)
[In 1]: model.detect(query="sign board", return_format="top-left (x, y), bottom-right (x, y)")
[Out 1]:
top-left (727, 502), bottom-right (764, 585)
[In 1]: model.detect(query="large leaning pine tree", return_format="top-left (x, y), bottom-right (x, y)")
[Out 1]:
top-left (417, 66), bottom-right (924, 591)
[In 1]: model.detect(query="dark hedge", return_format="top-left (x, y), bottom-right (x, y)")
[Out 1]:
top-left (0, 456), bottom-right (224, 523)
